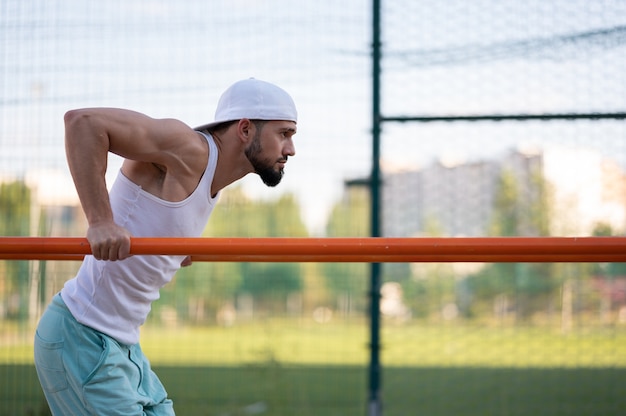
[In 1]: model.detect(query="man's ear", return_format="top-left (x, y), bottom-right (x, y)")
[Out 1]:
top-left (237, 118), bottom-right (252, 143)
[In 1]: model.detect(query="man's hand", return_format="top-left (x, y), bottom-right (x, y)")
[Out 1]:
top-left (86, 221), bottom-right (132, 261)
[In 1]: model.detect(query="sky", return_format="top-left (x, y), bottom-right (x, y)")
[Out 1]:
top-left (2, 0), bottom-right (626, 233)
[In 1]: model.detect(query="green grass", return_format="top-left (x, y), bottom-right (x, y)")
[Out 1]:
top-left (381, 324), bottom-right (626, 368)
top-left (139, 320), bottom-right (369, 366)
top-left (138, 321), bottom-right (626, 368)
top-left (2, 364), bottom-right (624, 416)
top-left (1, 321), bottom-right (625, 415)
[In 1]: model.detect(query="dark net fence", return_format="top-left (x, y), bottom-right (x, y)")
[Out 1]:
top-left (1, 0), bottom-right (625, 415)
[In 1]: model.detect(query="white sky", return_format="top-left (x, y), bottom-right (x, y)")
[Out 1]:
top-left (2, 0), bottom-right (626, 233)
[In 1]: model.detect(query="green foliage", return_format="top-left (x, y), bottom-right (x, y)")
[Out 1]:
top-left (590, 222), bottom-right (626, 276)
top-left (240, 262), bottom-right (302, 297)
top-left (490, 167), bottom-right (551, 237)
top-left (0, 181), bottom-right (31, 236)
top-left (403, 264), bottom-right (458, 318)
top-left (161, 187), bottom-right (309, 322)
top-left (322, 187), bottom-right (370, 309)
top-left (0, 181), bottom-right (32, 320)
top-left (468, 263), bottom-right (558, 298)
top-left (208, 187), bottom-right (308, 238)
top-left (325, 187), bottom-right (370, 237)
top-left (468, 167), bottom-right (559, 319)
top-left (490, 169), bottom-right (521, 237)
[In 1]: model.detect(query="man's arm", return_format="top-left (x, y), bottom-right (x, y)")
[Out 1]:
top-left (64, 108), bottom-right (205, 260)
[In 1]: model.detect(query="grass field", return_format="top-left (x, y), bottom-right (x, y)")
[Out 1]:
top-left (1, 321), bottom-right (625, 415)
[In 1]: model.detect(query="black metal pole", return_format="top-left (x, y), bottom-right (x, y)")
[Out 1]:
top-left (381, 112), bottom-right (626, 123)
top-left (369, 0), bottom-right (383, 415)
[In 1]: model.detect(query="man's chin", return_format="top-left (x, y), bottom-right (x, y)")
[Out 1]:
top-left (263, 178), bottom-right (282, 187)
top-left (258, 170), bottom-right (283, 187)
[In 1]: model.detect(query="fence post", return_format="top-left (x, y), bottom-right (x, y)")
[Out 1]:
top-left (369, 0), bottom-right (383, 414)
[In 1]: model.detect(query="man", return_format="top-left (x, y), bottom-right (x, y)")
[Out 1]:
top-left (34, 78), bottom-right (297, 415)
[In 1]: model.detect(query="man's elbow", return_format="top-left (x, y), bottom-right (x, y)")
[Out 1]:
top-left (64, 108), bottom-right (91, 129)
top-left (64, 109), bottom-right (104, 142)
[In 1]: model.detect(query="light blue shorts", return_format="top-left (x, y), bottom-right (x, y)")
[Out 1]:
top-left (34, 293), bottom-right (174, 415)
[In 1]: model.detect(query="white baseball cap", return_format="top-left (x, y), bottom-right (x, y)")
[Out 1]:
top-left (195, 78), bottom-right (297, 131)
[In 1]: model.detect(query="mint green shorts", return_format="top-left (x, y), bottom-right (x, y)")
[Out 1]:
top-left (34, 293), bottom-right (174, 415)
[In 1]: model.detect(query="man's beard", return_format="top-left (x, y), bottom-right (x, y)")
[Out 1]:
top-left (245, 134), bottom-right (284, 187)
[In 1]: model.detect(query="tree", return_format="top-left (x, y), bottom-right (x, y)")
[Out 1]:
top-left (590, 223), bottom-right (626, 276)
top-left (235, 192), bottom-right (307, 311)
top-left (163, 187), bottom-right (308, 322)
top-left (469, 167), bottom-right (557, 320)
top-left (321, 186), bottom-right (370, 315)
top-left (0, 181), bottom-right (31, 320)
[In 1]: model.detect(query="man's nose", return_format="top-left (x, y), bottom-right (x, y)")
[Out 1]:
top-left (284, 139), bottom-right (296, 157)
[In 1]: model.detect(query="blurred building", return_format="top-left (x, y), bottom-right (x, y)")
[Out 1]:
top-left (382, 157), bottom-right (500, 237)
top-left (382, 146), bottom-right (626, 237)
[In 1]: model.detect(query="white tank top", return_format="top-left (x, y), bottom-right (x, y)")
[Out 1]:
top-left (61, 132), bottom-right (219, 345)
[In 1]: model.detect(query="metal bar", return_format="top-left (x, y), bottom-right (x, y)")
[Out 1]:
top-left (0, 237), bottom-right (625, 262)
top-left (2, 253), bottom-right (626, 263)
top-left (381, 112), bottom-right (626, 123)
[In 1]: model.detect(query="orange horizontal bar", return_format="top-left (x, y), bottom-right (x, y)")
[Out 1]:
top-left (0, 237), bottom-right (625, 263)
top-left (1, 253), bottom-right (625, 263)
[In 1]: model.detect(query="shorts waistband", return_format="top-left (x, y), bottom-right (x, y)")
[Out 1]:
top-left (48, 292), bottom-right (74, 319)
top-left (48, 292), bottom-right (134, 350)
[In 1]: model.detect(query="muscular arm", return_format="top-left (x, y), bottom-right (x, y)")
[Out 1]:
top-left (64, 108), bottom-right (207, 260)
